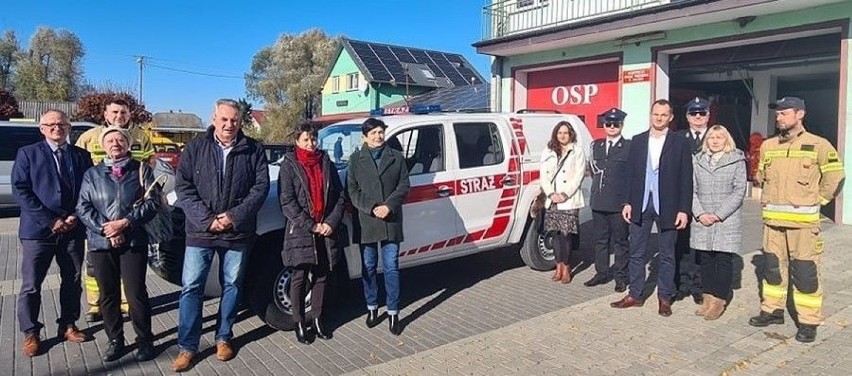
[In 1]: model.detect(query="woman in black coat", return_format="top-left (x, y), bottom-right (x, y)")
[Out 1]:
top-left (346, 118), bottom-right (410, 336)
top-left (76, 127), bottom-right (158, 362)
top-left (278, 123), bottom-right (344, 344)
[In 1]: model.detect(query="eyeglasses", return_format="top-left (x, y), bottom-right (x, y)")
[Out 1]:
top-left (688, 111), bottom-right (708, 117)
top-left (603, 122), bottom-right (622, 128)
top-left (40, 123), bottom-right (70, 129)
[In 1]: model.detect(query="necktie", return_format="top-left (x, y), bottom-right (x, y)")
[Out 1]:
top-left (607, 140), bottom-right (613, 155)
top-left (694, 131), bottom-right (702, 141)
top-left (55, 147), bottom-right (73, 209)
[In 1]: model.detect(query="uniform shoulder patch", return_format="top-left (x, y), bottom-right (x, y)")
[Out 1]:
top-left (828, 151), bottom-right (839, 163)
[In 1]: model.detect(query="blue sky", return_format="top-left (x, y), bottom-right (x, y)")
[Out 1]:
top-left (2, 0), bottom-right (491, 120)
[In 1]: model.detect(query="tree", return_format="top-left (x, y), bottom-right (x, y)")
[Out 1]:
top-left (0, 89), bottom-right (23, 120)
top-left (13, 27), bottom-right (85, 101)
top-left (246, 28), bottom-right (340, 143)
top-left (72, 91), bottom-right (152, 125)
top-left (238, 98), bottom-right (254, 127)
top-left (0, 30), bottom-right (19, 91)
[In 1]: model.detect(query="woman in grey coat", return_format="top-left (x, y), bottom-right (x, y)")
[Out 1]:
top-left (690, 125), bottom-right (747, 320)
top-left (347, 118), bottom-right (410, 335)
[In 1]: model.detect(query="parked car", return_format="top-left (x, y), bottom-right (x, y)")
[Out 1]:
top-left (148, 112), bottom-right (593, 331)
top-left (0, 121), bottom-right (95, 208)
top-left (153, 142), bottom-right (182, 169)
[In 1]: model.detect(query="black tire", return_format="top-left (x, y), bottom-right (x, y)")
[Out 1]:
top-left (147, 208), bottom-right (186, 285)
top-left (519, 212), bottom-right (556, 271)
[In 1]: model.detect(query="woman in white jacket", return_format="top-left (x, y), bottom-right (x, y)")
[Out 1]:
top-left (540, 121), bottom-right (587, 283)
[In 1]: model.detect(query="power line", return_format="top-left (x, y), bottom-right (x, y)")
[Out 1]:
top-left (145, 62), bottom-right (244, 79)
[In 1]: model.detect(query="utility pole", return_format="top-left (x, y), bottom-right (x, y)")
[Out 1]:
top-left (136, 56), bottom-right (144, 102)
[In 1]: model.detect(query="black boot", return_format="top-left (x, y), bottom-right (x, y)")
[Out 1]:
top-left (388, 314), bottom-right (401, 336)
top-left (365, 309), bottom-right (379, 328)
top-left (748, 309), bottom-right (785, 327)
top-left (795, 324), bottom-right (818, 343)
top-left (295, 322), bottom-right (310, 344)
top-left (313, 318), bottom-right (331, 340)
top-left (102, 339), bottom-right (125, 362)
top-left (136, 341), bottom-right (155, 361)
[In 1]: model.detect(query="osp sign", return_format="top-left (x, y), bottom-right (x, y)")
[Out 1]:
top-left (523, 61), bottom-right (620, 139)
top-left (550, 84), bottom-right (599, 106)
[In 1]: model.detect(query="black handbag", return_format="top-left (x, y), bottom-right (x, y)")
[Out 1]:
top-left (134, 163), bottom-right (173, 244)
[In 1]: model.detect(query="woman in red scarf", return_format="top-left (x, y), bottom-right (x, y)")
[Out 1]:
top-left (278, 123), bottom-right (345, 344)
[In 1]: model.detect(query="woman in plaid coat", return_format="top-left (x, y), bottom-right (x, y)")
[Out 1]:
top-left (690, 125), bottom-right (747, 320)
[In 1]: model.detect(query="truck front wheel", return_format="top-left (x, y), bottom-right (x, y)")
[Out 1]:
top-left (519, 214), bottom-right (556, 271)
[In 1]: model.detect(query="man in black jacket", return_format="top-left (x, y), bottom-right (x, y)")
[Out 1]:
top-left (172, 99), bottom-right (269, 372)
top-left (585, 108), bottom-right (631, 292)
top-left (610, 99), bottom-right (693, 317)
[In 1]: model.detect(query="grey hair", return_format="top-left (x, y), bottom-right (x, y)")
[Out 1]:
top-left (41, 108), bottom-right (69, 119)
top-left (215, 98), bottom-right (241, 112)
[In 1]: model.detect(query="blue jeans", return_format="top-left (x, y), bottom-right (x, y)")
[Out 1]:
top-left (360, 242), bottom-right (400, 315)
top-left (178, 246), bottom-right (248, 352)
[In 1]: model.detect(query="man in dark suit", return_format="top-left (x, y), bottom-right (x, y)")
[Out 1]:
top-left (675, 97), bottom-right (710, 304)
top-left (584, 108), bottom-right (631, 292)
top-left (610, 99), bottom-right (693, 317)
top-left (12, 109), bottom-right (93, 357)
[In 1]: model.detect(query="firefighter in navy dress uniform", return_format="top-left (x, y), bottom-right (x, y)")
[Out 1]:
top-left (675, 97), bottom-right (711, 304)
top-left (584, 108), bottom-right (631, 292)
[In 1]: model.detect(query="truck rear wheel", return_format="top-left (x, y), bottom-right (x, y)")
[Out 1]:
top-left (244, 229), bottom-right (314, 331)
top-left (519, 214), bottom-right (556, 271)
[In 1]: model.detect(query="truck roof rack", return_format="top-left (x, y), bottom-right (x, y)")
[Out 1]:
top-left (515, 109), bottom-right (562, 114)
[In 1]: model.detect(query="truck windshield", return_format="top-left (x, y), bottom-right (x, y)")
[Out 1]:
top-left (318, 124), bottom-right (362, 168)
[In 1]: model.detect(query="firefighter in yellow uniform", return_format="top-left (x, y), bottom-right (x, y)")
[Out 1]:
top-left (74, 98), bottom-right (155, 322)
top-left (748, 96), bottom-right (845, 343)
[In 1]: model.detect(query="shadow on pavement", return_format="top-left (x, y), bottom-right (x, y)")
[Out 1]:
top-left (324, 245), bottom-right (527, 336)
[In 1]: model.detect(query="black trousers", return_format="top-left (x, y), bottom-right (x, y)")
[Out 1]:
top-left (592, 210), bottom-right (629, 282)
top-left (697, 250), bottom-right (733, 300)
top-left (289, 241), bottom-right (330, 324)
top-left (676, 227), bottom-right (702, 296)
top-left (89, 246), bottom-right (152, 343)
top-left (18, 236), bottom-right (84, 334)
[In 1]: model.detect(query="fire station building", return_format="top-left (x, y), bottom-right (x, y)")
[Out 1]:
top-left (475, 0), bottom-right (852, 224)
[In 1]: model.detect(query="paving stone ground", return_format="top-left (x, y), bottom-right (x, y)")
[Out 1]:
top-left (0, 200), bottom-right (850, 375)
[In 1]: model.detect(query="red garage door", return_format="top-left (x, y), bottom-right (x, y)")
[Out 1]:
top-left (525, 62), bottom-right (620, 140)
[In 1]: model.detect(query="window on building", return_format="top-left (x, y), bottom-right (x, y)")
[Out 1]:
top-left (453, 122), bottom-right (504, 169)
top-left (389, 125), bottom-right (444, 174)
top-left (347, 73), bottom-right (359, 91)
top-left (331, 76), bottom-right (340, 93)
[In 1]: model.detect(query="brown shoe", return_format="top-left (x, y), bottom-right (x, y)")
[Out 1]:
top-left (559, 263), bottom-right (572, 284)
top-left (704, 295), bottom-right (726, 321)
top-left (172, 351), bottom-right (195, 372)
top-left (658, 298), bottom-right (673, 317)
top-left (22, 334), bottom-right (40, 357)
top-left (610, 295), bottom-right (644, 308)
top-left (551, 264), bottom-right (563, 281)
top-left (59, 325), bottom-right (88, 343)
top-left (694, 294), bottom-right (712, 317)
top-left (216, 341), bottom-right (235, 361)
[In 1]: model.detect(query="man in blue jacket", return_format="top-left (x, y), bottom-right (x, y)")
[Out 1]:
top-left (172, 99), bottom-right (269, 372)
top-left (610, 99), bottom-right (693, 317)
top-left (12, 109), bottom-right (93, 357)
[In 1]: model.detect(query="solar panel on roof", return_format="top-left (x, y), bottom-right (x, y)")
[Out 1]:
top-left (344, 39), bottom-right (484, 89)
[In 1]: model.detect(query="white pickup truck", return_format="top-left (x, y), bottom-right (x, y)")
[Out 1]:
top-left (149, 111), bottom-right (593, 330)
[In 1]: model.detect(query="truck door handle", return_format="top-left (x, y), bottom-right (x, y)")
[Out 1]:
top-left (503, 177), bottom-right (516, 186)
top-left (436, 185), bottom-right (453, 197)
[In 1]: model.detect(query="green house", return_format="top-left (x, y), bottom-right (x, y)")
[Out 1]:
top-left (316, 38), bottom-right (485, 124)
